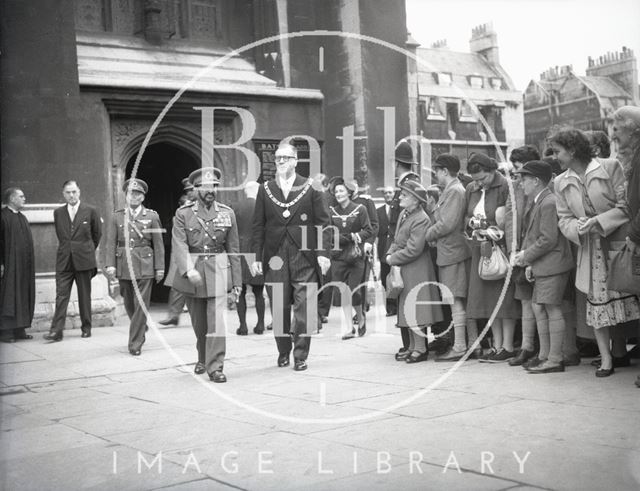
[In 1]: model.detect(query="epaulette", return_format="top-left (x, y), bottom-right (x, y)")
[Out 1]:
top-left (218, 203), bottom-right (233, 211)
top-left (179, 201), bottom-right (195, 209)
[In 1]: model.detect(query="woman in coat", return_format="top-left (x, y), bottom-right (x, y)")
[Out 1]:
top-left (551, 127), bottom-right (639, 377)
top-left (329, 179), bottom-right (373, 339)
top-left (386, 180), bottom-right (443, 363)
top-left (464, 153), bottom-right (520, 363)
top-left (611, 106), bottom-right (640, 388)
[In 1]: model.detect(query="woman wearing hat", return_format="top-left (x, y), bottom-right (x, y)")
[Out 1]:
top-left (464, 152), bottom-right (520, 362)
top-left (386, 180), bottom-right (443, 362)
top-left (552, 127), bottom-right (639, 377)
top-left (328, 178), bottom-right (373, 339)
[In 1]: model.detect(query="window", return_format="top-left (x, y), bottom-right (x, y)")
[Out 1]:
top-left (459, 101), bottom-right (476, 122)
top-left (438, 73), bottom-right (452, 86)
top-left (490, 77), bottom-right (503, 90)
top-left (424, 97), bottom-right (446, 120)
top-left (469, 75), bottom-right (483, 89)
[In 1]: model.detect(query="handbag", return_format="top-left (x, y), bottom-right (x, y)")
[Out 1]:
top-left (478, 241), bottom-right (509, 281)
top-left (343, 241), bottom-right (363, 266)
top-left (607, 245), bottom-right (640, 295)
top-left (386, 265), bottom-right (404, 300)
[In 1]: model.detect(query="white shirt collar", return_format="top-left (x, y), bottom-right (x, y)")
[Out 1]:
top-left (67, 202), bottom-right (80, 212)
top-left (278, 173), bottom-right (296, 197)
top-left (534, 189), bottom-right (545, 204)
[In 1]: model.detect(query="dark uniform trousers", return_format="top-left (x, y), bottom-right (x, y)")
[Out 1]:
top-left (167, 288), bottom-right (186, 318)
top-left (120, 278), bottom-right (153, 351)
top-left (265, 236), bottom-right (315, 362)
top-left (51, 266), bottom-right (93, 333)
top-left (185, 289), bottom-right (226, 373)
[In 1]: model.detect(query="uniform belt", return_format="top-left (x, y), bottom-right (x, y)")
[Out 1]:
top-left (189, 246), bottom-right (225, 254)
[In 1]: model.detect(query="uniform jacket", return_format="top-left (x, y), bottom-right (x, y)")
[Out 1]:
top-left (353, 195), bottom-right (379, 244)
top-left (165, 200), bottom-right (241, 298)
top-left (520, 188), bottom-right (573, 277)
top-left (425, 178), bottom-right (471, 266)
top-left (53, 202), bottom-right (102, 272)
top-left (105, 206), bottom-right (165, 280)
top-left (329, 201), bottom-right (373, 262)
top-left (251, 174), bottom-right (331, 278)
top-left (555, 158), bottom-right (630, 292)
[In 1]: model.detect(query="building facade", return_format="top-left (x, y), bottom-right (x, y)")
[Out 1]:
top-left (1, 0), bottom-right (410, 326)
top-left (411, 23), bottom-right (524, 177)
top-left (524, 47), bottom-right (638, 153)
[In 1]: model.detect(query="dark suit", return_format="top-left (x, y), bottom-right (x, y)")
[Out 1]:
top-left (252, 175), bottom-right (331, 362)
top-left (50, 202), bottom-right (102, 334)
top-left (377, 203), bottom-right (396, 315)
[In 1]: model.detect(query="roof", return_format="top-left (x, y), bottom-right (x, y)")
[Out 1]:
top-left (416, 47), bottom-right (521, 103)
top-left (417, 47), bottom-right (502, 80)
top-left (76, 33), bottom-right (323, 100)
top-left (579, 76), bottom-right (631, 98)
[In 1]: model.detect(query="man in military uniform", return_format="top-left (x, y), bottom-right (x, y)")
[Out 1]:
top-left (159, 177), bottom-right (195, 326)
top-left (105, 179), bottom-right (165, 356)
top-left (165, 167), bottom-right (242, 383)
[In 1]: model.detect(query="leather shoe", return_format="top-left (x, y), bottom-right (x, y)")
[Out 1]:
top-left (81, 331), bottom-right (91, 338)
top-left (236, 325), bottom-right (248, 336)
top-left (43, 331), bottom-right (63, 342)
top-left (294, 360), bottom-right (308, 371)
top-left (320, 316), bottom-right (329, 324)
top-left (194, 362), bottom-right (206, 375)
top-left (342, 328), bottom-right (356, 340)
top-left (209, 370), bottom-right (227, 383)
top-left (14, 330), bottom-right (33, 340)
top-left (595, 366), bottom-right (615, 378)
top-left (357, 323), bottom-right (366, 337)
top-left (562, 353), bottom-right (581, 366)
top-left (158, 317), bottom-right (179, 326)
top-left (436, 348), bottom-right (467, 362)
top-left (129, 349), bottom-right (141, 356)
top-left (405, 351), bottom-right (429, 363)
top-left (508, 349), bottom-right (536, 367)
top-left (635, 375), bottom-right (640, 388)
top-left (527, 361), bottom-right (565, 373)
top-left (277, 353), bottom-right (290, 367)
top-left (395, 348), bottom-right (410, 361)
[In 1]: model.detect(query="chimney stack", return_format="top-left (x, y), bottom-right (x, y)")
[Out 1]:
top-left (586, 47), bottom-right (638, 104)
top-left (469, 22), bottom-right (499, 65)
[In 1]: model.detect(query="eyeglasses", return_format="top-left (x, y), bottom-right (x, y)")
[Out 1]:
top-left (275, 155), bottom-right (296, 162)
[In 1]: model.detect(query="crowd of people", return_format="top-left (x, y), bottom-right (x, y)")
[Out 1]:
top-left (1, 106), bottom-right (639, 388)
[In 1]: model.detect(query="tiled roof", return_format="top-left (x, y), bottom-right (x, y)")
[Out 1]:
top-left (417, 47), bottom-right (502, 80)
top-left (579, 76), bottom-right (631, 98)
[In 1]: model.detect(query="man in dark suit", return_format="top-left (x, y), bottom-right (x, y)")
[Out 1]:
top-left (376, 186), bottom-right (396, 316)
top-left (44, 181), bottom-right (102, 341)
top-left (251, 142), bottom-right (332, 371)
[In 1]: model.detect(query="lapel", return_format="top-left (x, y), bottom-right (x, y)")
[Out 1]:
top-left (70, 203), bottom-right (83, 237)
top-left (524, 188), bottom-right (550, 236)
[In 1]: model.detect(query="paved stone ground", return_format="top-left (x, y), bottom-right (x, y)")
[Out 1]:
top-left (1, 302), bottom-right (639, 491)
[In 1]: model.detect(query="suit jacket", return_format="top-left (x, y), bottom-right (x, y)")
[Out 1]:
top-left (251, 174), bottom-right (331, 278)
top-left (353, 195), bottom-right (378, 244)
top-left (54, 202), bottom-right (102, 272)
top-left (520, 188), bottom-right (574, 277)
top-left (105, 206), bottom-right (165, 280)
top-left (425, 178), bottom-right (471, 266)
top-left (165, 200), bottom-right (241, 298)
top-left (376, 204), bottom-right (391, 260)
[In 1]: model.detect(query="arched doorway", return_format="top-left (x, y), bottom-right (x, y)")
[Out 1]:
top-left (126, 142), bottom-right (198, 302)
